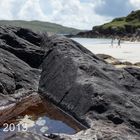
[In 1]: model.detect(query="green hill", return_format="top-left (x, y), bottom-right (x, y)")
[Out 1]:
top-left (0, 20), bottom-right (80, 34)
top-left (94, 10), bottom-right (140, 34)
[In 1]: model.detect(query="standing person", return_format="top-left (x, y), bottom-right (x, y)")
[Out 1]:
top-left (111, 36), bottom-right (114, 47)
top-left (118, 38), bottom-right (121, 48)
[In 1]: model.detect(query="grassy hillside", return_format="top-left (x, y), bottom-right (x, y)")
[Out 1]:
top-left (99, 10), bottom-right (140, 31)
top-left (74, 10), bottom-right (140, 39)
top-left (0, 20), bottom-right (80, 34)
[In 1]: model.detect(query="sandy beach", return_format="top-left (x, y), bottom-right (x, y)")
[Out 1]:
top-left (72, 38), bottom-right (140, 63)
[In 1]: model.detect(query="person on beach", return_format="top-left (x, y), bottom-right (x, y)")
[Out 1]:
top-left (117, 38), bottom-right (121, 47)
top-left (111, 36), bottom-right (114, 47)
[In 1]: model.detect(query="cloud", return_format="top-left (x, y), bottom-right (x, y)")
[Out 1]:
top-left (0, 0), bottom-right (139, 29)
top-left (40, 0), bottom-right (111, 29)
top-left (0, 0), bottom-right (14, 19)
top-left (17, 0), bottom-right (48, 21)
top-left (94, 0), bottom-right (134, 17)
top-left (129, 0), bottom-right (140, 9)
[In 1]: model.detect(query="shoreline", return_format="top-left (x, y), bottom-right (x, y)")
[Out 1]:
top-left (68, 35), bottom-right (140, 42)
top-left (71, 38), bottom-right (140, 64)
top-left (96, 54), bottom-right (140, 68)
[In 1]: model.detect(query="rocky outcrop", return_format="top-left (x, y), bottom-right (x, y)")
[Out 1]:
top-left (134, 62), bottom-right (140, 67)
top-left (0, 26), bottom-right (43, 129)
top-left (72, 30), bottom-right (100, 38)
top-left (0, 42), bottom-right (43, 130)
top-left (0, 25), bottom-right (140, 139)
top-left (39, 35), bottom-right (140, 138)
top-left (96, 54), bottom-right (140, 72)
top-left (59, 120), bottom-right (140, 140)
top-left (0, 26), bottom-right (45, 68)
top-left (0, 48), bottom-right (40, 95)
top-left (96, 54), bottom-right (136, 67)
top-left (72, 26), bottom-right (139, 40)
top-left (124, 67), bottom-right (140, 81)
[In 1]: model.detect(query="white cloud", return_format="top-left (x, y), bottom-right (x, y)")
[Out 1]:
top-left (45, 0), bottom-right (111, 29)
top-left (17, 0), bottom-right (48, 21)
top-left (0, 0), bottom-right (14, 19)
top-left (0, 0), bottom-right (139, 29)
top-left (129, 0), bottom-right (140, 9)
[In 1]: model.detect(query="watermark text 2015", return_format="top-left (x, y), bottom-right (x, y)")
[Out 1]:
top-left (3, 123), bottom-right (27, 132)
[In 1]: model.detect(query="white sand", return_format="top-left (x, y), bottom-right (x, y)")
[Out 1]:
top-left (72, 38), bottom-right (140, 63)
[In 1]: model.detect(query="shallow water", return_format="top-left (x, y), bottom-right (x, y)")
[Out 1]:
top-left (0, 99), bottom-right (85, 140)
top-left (72, 38), bottom-right (140, 63)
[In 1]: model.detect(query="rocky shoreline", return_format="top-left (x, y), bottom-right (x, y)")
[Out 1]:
top-left (96, 54), bottom-right (140, 68)
top-left (0, 26), bottom-right (140, 140)
top-left (67, 29), bottom-right (140, 42)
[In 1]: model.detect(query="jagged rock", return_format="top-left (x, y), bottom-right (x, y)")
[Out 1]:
top-left (0, 26), bottom-right (45, 68)
top-left (0, 26), bottom-right (42, 123)
top-left (97, 54), bottom-right (135, 67)
top-left (134, 62), bottom-right (140, 67)
top-left (0, 25), bottom-right (140, 140)
top-left (0, 47), bottom-right (41, 124)
top-left (124, 67), bottom-right (140, 81)
top-left (96, 54), bottom-right (121, 65)
top-left (0, 48), bottom-right (40, 94)
top-left (0, 26), bottom-right (48, 139)
top-left (59, 120), bottom-right (140, 140)
top-left (39, 35), bottom-right (140, 138)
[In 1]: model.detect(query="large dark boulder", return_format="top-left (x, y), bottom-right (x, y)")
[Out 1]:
top-left (39, 35), bottom-right (140, 135)
top-left (0, 26), bottom-right (45, 68)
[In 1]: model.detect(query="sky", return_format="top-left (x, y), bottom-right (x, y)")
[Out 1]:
top-left (0, 0), bottom-right (140, 29)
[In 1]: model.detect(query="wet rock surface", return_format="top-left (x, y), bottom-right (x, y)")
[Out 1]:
top-left (0, 94), bottom-right (84, 140)
top-left (39, 35), bottom-right (140, 139)
top-left (0, 90), bottom-right (41, 125)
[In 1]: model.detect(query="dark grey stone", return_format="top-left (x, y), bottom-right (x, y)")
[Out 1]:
top-left (39, 35), bottom-right (140, 134)
top-left (0, 48), bottom-right (40, 94)
top-left (0, 26), bottom-right (45, 68)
